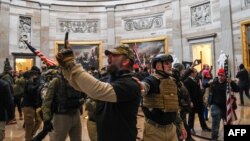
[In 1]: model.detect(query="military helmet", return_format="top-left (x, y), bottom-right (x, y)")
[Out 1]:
top-left (152, 53), bottom-right (173, 69)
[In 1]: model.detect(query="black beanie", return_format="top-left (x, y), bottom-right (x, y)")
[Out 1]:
top-left (173, 63), bottom-right (184, 72)
top-left (239, 64), bottom-right (244, 70)
top-left (31, 66), bottom-right (41, 73)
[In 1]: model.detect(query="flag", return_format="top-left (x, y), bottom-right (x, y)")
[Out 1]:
top-left (224, 56), bottom-right (237, 125)
top-left (24, 41), bottom-right (57, 67)
top-left (132, 43), bottom-right (142, 67)
top-left (226, 84), bottom-right (237, 125)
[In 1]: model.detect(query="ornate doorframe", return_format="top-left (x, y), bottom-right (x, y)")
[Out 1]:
top-left (187, 33), bottom-right (217, 73)
top-left (241, 20), bottom-right (250, 70)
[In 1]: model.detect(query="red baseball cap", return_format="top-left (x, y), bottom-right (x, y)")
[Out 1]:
top-left (217, 68), bottom-right (225, 76)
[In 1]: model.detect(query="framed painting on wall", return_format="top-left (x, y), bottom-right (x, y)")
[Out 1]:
top-left (54, 41), bottom-right (103, 70)
top-left (121, 36), bottom-right (168, 68)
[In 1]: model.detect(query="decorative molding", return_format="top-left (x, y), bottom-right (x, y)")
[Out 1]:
top-left (58, 19), bottom-right (99, 33)
top-left (191, 2), bottom-right (211, 27)
top-left (124, 14), bottom-right (163, 31)
top-left (39, 2), bottom-right (51, 10)
top-left (11, 52), bottom-right (35, 56)
top-left (187, 33), bottom-right (217, 42)
top-left (19, 16), bottom-right (31, 49)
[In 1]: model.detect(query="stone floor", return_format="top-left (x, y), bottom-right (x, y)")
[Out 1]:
top-left (4, 94), bottom-right (250, 141)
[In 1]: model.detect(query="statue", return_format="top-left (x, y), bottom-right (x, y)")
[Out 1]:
top-left (217, 50), bottom-right (227, 68)
top-left (172, 54), bottom-right (180, 67)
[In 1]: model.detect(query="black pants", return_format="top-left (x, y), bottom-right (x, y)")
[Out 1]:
top-left (239, 86), bottom-right (250, 105)
top-left (188, 108), bottom-right (208, 129)
top-left (180, 110), bottom-right (192, 139)
top-left (14, 95), bottom-right (22, 117)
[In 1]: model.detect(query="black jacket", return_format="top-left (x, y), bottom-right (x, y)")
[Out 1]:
top-left (184, 77), bottom-right (204, 112)
top-left (95, 70), bottom-right (141, 141)
top-left (0, 79), bottom-right (14, 121)
top-left (210, 78), bottom-right (239, 119)
top-left (21, 77), bottom-right (41, 108)
top-left (236, 69), bottom-right (249, 88)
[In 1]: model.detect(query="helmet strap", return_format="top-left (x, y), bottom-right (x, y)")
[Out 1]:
top-left (161, 61), bottom-right (165, 73)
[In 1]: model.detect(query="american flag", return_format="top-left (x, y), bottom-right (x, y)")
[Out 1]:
top-left (224, 56), bottom-right (237, 125)
top-left (24, 41), bottom-right (57, 67)
top-left (132, 43), bottom-right (142, 67)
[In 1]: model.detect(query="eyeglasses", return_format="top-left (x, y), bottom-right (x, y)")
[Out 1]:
top-left (218, 74), bottom-right (225, 77)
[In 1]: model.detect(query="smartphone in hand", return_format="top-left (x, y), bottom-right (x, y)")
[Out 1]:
top-left (196, 59), bottom-right (201, 65)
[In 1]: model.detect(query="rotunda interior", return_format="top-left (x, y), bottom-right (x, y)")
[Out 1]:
top-left (0, 0), bottom-right (250, 141)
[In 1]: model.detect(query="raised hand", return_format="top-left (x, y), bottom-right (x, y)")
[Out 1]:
top-left (56, 48), bottom-right (75, 69)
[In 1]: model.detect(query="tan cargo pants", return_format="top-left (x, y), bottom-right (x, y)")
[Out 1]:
top-left (23, 107), bottom-right (42, 141)
top-left (87, 119), bottom-right (97, 141)
top-left (143, 121), bottom-right (178, 141)
top-left (50, 110), bottom-right (82, 141)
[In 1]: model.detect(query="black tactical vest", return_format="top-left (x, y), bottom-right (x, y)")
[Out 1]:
top-left (54, 77), bottom-right (84, 114)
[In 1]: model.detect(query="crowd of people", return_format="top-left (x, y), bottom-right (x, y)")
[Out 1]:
top-left (0, 44), bottom-right (249, 141)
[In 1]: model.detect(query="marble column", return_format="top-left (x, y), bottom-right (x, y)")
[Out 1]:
top-left (219, 0), bottom-right (235, 76)
top-left (0, 0), bottom-right (10, 71)
top-left (171, 0), bottom-right (183, 62)
top-left (106, 6), bottom-right (115, 49)
top-left (39, 3), bottom-right (50, 63)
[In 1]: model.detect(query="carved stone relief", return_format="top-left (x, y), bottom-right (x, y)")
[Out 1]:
top-left (191, 2), bottom-right (211, 27)
top-left (124, 15), bottom-right (163, 31)
top-left (59, 20), bottom-right (99, 33)
top-left (19, 16), bottom-right (31, 49)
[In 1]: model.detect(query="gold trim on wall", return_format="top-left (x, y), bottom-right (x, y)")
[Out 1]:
top-left (54, 41), bottom-right (103, 70)
top-left (240, 20), bottom-right (250, 70)
top-left (120, 36), bottom-right (168, 53)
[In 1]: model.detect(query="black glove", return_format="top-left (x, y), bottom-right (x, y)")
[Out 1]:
top-left (56, 48), bottom-right (75, 69)
top-left (31, 133), bottom-right (44, 141)
top-left (43, 120), bottom-right (53, 132)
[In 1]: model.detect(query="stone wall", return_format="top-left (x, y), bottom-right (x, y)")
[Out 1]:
top-left (0, 0), bottom-right (250, 75)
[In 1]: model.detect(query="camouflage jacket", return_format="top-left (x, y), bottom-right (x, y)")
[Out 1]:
top-left (42, 78), bottom-right (58, 121)
top-left (13, 76), bottom-right (26, 96)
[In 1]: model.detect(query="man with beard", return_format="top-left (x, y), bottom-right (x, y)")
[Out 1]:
top-left (56, 44), bottom-right (141, 141)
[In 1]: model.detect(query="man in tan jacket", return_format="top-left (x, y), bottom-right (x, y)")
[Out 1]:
top-left (56, 44), bottom-right (141, 141)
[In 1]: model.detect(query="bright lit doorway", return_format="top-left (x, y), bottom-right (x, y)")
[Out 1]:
top-left (12, 53), bottom-right (35, 73)
top-left (15, 58), bottom-right (33, 72)
top-left (192, 43), bottom-right (212, 71)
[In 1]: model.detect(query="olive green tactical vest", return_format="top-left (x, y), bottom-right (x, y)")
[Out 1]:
top-left (143, 74), bottom-right (179, 112)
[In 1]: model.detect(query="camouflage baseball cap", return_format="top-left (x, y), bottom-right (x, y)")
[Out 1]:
top-left (104, 44), bottom-right (135, 61)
